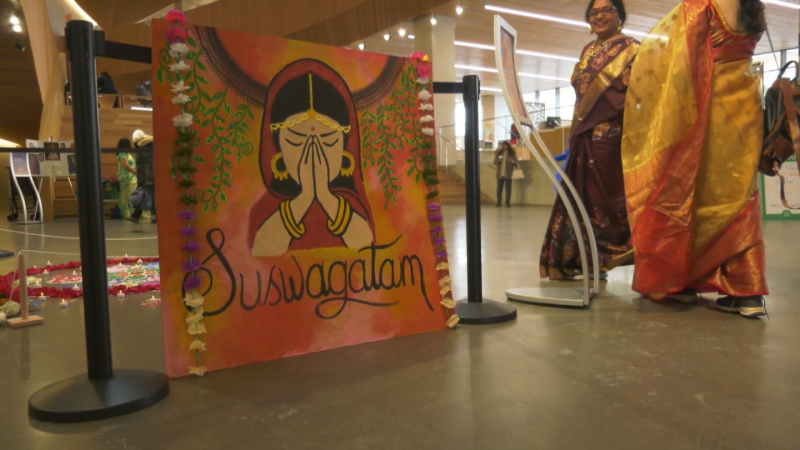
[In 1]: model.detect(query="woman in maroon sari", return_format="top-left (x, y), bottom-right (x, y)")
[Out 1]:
top-left (249, 60), bottom-right (375, 257)
top-left (540, 0), bottom-right (639, 280)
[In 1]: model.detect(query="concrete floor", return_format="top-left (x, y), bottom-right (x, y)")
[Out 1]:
top-left (1, 206), bottom-right (799, 449)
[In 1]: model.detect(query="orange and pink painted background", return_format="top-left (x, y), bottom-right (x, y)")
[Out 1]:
top-left (152, 21), bottom-right (449, 378)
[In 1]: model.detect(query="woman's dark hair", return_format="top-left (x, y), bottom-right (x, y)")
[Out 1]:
top-left (500, 141), bottom-right (512, 151)
top-left (739, 0), bottom-right (766, 34)
top-left (585, 0), bottom-right (627, 25)
top-left (269, 72), bottom-right (354, 196)
top-left (117, 138), bottom-right (132, 149)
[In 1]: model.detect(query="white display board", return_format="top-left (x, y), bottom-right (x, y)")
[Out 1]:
top-left (25, 139), bottom-right (74, 177)
top-left (761, 156), bottom-right (800, 219)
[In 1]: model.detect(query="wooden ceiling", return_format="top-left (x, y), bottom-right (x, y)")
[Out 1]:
top-left (75, 0), bottom-right (175, 29)
top-left (0, 4), bottom-right (42, 146)
top-left (357, 0), bottom-right (800, 94)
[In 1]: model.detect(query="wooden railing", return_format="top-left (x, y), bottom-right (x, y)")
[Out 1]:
top-left (66, 94), bottom-right (153, 110)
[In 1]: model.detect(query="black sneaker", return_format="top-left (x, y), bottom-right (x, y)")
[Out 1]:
top-left (716, 296), bottom-right (766, 318)
top-left (667, 288), bottom-right (698, 304)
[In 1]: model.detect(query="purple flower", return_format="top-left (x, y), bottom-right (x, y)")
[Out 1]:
top-left (435, 250), bottom-right (449, 258)
top-left (178, 210), bottom-right (197, 220)
top-left (183, 259), bottom-right (202, 272)
top-left (430, 227), bottom-right (443, 236)
top-left (434, 237), bottom-right (447, 246)
top-left (427, 203), bottom-right (442, 211)
top-left (428, 214), bottom-right (444, 222)
top-left (184, 274), bottom-right (201, 291)
top-left (181, 242), bottom-right (201, 252)
top-left (180, 226), bottom-right (197, 236)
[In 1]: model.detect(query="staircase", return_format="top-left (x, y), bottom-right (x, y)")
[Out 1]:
top-left (437, 171), bottom-right (494, 205)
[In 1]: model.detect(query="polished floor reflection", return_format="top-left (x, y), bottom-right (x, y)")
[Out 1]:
top-left (0, 206), bottom-right (798, 449)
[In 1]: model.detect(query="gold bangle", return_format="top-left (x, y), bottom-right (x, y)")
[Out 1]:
top-left (280, 201), bottom-right (305, 239)
top-left (327, 196), bottom-right (352, 236)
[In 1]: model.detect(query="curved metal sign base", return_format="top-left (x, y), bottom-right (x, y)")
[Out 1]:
top-left (506, 287), bottom-right (594, 308)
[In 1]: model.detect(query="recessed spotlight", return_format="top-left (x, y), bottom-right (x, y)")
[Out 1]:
top-left (398, 27), bottom-right (406, 37)
top-left (383, 33), bottom-right (390, 41)
top-left (430, 15), bottom-right (437, 25)
top-left (358, 42), bottom-right (365, 50)
top-left (456, 5), bottom-right (464, 15)
top-left (10, 16), bottom-right (20, 25)
top-left (12, 24), bottom-right (22, 33)
top-left (408, 34), bottom-right (415, 40)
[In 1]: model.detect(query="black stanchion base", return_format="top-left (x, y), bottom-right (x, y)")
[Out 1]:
top-left (29, 369), bottom-right (170, 423)
top-left (0, 249), bottom-right (14, 258)
top-left (455, 299), bottom-right (517, 325)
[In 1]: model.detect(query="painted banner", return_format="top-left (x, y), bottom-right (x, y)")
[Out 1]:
top-left (152, 20), bottom-right (454, 378)
top-left (494, 16), bottom-right (532, 127)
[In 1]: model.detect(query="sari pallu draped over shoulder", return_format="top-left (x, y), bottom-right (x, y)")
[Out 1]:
top-left (621, 0), bottom-right (768, 297)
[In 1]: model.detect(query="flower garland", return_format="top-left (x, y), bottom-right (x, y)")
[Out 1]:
top-left (412, 53), bottom-right (459, 329)
top-left (165, 10), bottom-right (207, 377)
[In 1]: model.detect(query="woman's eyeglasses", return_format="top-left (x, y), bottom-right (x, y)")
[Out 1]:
top-left (588, 6), bottom-right (617, 19)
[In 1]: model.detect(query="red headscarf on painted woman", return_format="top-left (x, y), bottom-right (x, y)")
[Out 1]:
top-left (248, 59), bottom-right (375, 251)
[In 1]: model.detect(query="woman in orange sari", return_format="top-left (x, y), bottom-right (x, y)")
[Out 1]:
top-left (621, 0), bottom-right (768, 317)
top-left (540, 0), bottom-right (639, 280)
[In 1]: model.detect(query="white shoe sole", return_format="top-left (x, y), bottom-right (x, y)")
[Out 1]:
top-left (740, 307), bottom-right (766, 318)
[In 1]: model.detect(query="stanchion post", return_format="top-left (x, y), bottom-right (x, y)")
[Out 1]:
top-left (27, 20), bottom-right (169, 423)
top-left (454, 75), bottom-right (516, 325)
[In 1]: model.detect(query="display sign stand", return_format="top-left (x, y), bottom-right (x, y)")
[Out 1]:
top-left (28, 21), bottom-right (169, 424)
top-left (492, 16), bottom-right (600, 308)
top-left (9, 153), bottom-right (43, 224)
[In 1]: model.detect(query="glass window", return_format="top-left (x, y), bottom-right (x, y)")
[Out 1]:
top-left (787, 48), bottom-right (798, 65)
top-left (763, 70), bottom-right (780, 95)
top-left (753, 52), bottom-right (781, 73)
top-left (559, 86), bottom-right (577, 120)
top-left (455, 102), bottom-right (465, 137)
top-left (538, 89), bottom-right (557, 118)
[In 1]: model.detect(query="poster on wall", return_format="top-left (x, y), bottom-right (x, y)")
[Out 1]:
top-left (152, 20), bottom-right (454, 378)
top-left (494, 15), bottom-right (532, 127)
top-left (761, 156), bottom-right (800, 219)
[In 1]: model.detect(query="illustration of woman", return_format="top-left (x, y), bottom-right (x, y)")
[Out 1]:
top-left (249, 60), bottom-right (375, 257)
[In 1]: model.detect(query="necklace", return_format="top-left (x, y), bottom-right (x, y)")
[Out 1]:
top-left (577, 32), bottom-right (621, 71)
top-left (578, 40), bottom-right (601, 71)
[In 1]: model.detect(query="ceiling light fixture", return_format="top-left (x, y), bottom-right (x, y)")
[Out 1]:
top-left (455, 64), bottom-right (571, 82)
top-left (383, 33), bottom-right (391, 41)
top-left (408, 34), bottom-right (415, 40)
top-left (0, 138), bottom-right (20, 148)
top-left (485, 5), bottom-right (586, 28)
top-left (455, 41), bottom-right (579, 62)
top-left (456, 2), bottom-right (464, 15)
top-left (518, 72), bottom-right (571, 82)
top-left (431, 14), bottom-right (437, 25)
top-left (12, 24), bottom-right (22, 33)
top-left (131, 106), bottom-right (153, 111)
top-left (763, 0), bottom-right (800, 10)
top-left (455, 64), bottom-right (498, 73)
top-left (485, 5), bottom-right (665, 39)
top-left (358, 42), bottom-right (365, 50)
top-left (10, 16), bottom-right (20, 25)
top-left (398, 27), bottom-right (406, 37)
